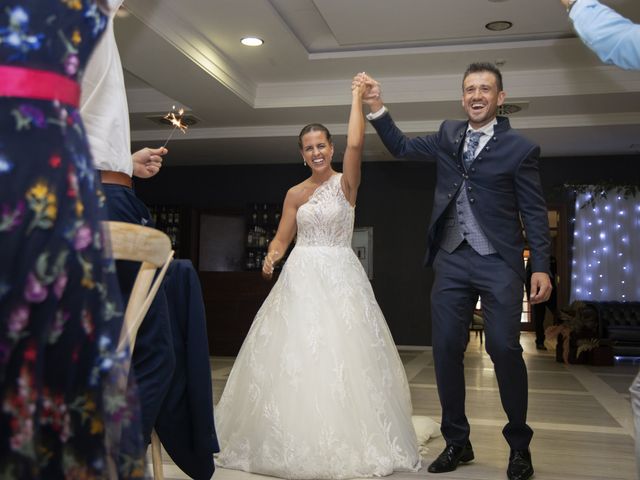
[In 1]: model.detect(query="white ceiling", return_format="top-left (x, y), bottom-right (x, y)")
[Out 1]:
top-left (115, 0), bottom-right (640, 166)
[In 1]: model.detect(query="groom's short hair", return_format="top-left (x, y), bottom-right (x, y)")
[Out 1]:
top-left (462, 62), bottom-right (504, 92)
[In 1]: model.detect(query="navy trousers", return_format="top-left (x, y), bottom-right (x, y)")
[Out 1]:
top-left (103, 183), bottom-right (176, 444)
top-left (431, 243), bottom-right (533, 450)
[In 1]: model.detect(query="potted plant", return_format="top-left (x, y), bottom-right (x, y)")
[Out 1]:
top-left (545, 301), bottom-right (602, 364)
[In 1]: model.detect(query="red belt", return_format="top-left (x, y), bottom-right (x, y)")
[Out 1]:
top-left (0, 65), bottom-right (80, 107)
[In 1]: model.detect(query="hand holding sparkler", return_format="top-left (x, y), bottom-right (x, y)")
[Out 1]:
top-left (161, 106), bottom-right (188, 148)
top-left (132, 147), bottom-right (166, 179)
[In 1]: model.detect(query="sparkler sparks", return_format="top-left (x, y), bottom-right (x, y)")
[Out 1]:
top-left (161, 106), bottom-right (188, 148)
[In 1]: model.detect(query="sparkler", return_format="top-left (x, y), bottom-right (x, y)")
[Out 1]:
top-left (161, 106), bottom-right (188, 148)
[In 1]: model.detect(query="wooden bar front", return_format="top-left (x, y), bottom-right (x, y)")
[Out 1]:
top-left (199, 271), bottom-right (277, 356)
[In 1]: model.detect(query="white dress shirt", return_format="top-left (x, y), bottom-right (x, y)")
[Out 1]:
top-left (80, 0), bottom-right (133, 175)
top-left (466, 118), bottom-right (496, 156)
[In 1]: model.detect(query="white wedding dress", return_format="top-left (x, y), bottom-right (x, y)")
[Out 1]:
top-left (215, 174), bottom-right (433, 479)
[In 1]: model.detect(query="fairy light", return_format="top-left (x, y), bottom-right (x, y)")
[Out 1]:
top-left (571, 189), bottom-right (639, 302)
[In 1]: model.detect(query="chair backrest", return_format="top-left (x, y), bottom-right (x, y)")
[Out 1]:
top-left (104, 221), bottom-right (174, 353)
top-left (105, 221), bottom-right (173, 480)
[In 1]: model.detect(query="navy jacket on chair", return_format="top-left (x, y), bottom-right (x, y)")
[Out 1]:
top-left (155, 259), bottom-right (220, 480)
top-left (370, 113), bottom-right (550, 278)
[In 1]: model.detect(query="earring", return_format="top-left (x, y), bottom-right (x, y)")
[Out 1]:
top-left (303, 160), bottom-right (306, 166)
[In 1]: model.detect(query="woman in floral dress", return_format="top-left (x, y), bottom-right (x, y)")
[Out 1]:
top-left (0, 1), bottom-right (145, 478)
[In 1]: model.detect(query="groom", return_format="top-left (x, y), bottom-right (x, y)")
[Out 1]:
top-left (358, 64), bottom-right (551, 480)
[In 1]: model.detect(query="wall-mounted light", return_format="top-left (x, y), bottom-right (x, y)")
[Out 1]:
top-left (241, 37), bottom-right (264, 47)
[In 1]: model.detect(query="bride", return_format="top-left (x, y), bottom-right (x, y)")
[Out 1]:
top-left (214, 76), bottom-right (436, 479)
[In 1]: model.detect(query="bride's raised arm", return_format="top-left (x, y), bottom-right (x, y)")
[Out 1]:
top-left (341, 74), bottom-right (366, 206)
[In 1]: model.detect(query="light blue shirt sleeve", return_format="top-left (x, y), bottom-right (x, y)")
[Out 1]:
top-left (570, 0), bottom-right (640, 70)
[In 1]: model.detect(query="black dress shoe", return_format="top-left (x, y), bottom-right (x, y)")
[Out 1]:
top-left (535, 343), bottom-right (547, 350)
top-left (427, 442), bottom-right (474, 473)
top-left (507, 449), bottom-right (534, 480)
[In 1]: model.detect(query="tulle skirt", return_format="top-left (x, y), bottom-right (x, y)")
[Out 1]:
top-left (215, 245), bottom-right (423, 479)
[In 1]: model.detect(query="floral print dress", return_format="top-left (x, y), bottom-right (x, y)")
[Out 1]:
top-left (0, 2), bottom-right (145, 478)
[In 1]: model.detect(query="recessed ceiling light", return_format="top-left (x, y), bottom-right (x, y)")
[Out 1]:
top-left (241, 37), bottom-right (264, 47)
top-left (485, 20), bottom-right (513, 31)
top-left (115, 6), bottom-right (130, 18)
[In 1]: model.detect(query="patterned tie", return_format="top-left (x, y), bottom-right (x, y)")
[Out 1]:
top-left (463, 131), bottom-right (483, 168)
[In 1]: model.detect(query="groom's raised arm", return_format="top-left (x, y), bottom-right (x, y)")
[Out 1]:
top-left (360, 73), bottom-right (438, 161)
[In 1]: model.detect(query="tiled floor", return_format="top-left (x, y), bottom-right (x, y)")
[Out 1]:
top-left (153, 332), bottom-right (638, 479)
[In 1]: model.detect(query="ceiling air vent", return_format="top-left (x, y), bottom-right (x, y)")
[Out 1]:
top-left (498, 101), bottom-right (529, 116)
top-left (146, 113), bottom-right (199, 127)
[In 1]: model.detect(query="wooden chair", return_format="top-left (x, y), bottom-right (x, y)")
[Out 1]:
top-left (105, 221), bottom-right (174, 480)
top-left (470, 309), bottom-right (484, 344)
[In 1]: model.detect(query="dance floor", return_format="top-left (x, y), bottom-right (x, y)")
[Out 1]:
top-left (151, 332), bottom-right (637, 480)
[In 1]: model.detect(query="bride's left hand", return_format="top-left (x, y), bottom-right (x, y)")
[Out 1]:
top-left (262, 250), bottom-right (280, 280)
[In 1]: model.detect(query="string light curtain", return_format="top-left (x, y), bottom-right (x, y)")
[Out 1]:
top-left (570, 188), bottom-right (640, 302)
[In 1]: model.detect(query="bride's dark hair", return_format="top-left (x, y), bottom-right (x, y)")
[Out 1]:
top-left (298, 123), bottom-right (332, 149)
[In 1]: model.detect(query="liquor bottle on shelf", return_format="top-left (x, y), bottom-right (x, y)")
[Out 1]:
top-left (251, 204), bottom-right (258, 226)
top-left (150, 207), bottom-right (158, 226)
top-left (146, 205), bottom-right (187, 258)
top-left (159, 206), bottom-right (167, 231)
top-left (172, 210), bottom-right (181, 252)
top-left (245, 202), bottom-right (285, 271)
top-left (245, 251), bottom-right (256, 270)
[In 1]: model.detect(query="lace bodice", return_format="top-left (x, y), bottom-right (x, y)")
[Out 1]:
top-left (296, 173), bottom-right (354, 247)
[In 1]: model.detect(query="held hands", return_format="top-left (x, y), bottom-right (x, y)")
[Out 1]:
top-left (261, 250), bottom-right (281, 280)
top-left (132, 147), bottom-right (167, 179)
top-left (351, 72), bottom-right (368, 98)
top-left (529, 272), bottom-right (552, 304)
top-left (352, 72), bottom-right (383, 112)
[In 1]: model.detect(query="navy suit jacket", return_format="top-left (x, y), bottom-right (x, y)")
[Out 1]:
top-left (155, 260), bottom-right (219, 480)
top-left (370, 113), bottom-right (550, 280)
